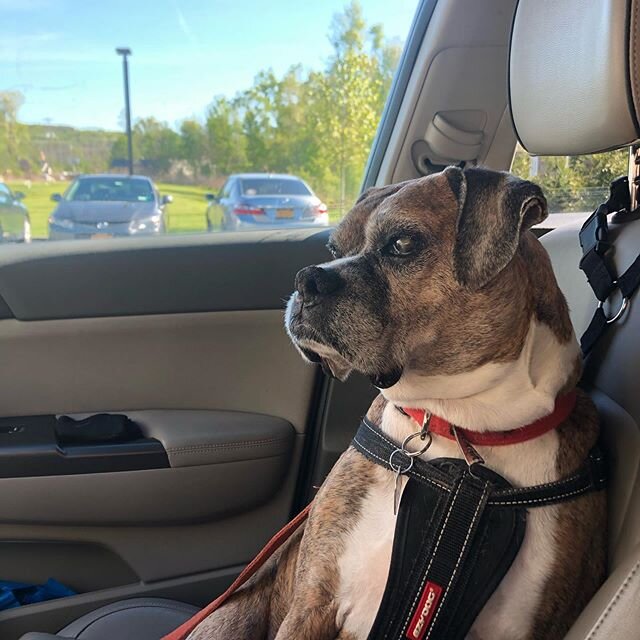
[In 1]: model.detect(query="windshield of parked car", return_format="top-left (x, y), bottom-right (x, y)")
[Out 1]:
top-left (240, 179), bottom-right (311, 197)
top-left (65, 178), bottom-right (154, 203)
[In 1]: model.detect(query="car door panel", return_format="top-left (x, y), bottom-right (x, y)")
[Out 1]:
top-left (0, 452), bottom-right (293, 525)
top-left (0, 541), bottom-right (139, 594)
top-left (0, 230), bottom-right (331, 638)
top-left (0, 408), bottom-right (296, 525)
top-left (0, 310), bottom-right (312, 423)
top-left (0, 229), bottom-right (331, 320)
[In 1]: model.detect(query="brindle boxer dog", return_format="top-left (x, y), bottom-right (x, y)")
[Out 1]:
top-left (187, 167), bottom-right (606, 640)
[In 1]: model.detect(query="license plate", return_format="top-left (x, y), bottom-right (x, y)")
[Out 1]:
top-left (276, 208), bottom-right (294, 219)
top-left (91, 233), bottom-right (113, 240)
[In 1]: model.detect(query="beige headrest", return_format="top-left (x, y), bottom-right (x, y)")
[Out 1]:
top-left (509, 0), bottom-right (640, 155)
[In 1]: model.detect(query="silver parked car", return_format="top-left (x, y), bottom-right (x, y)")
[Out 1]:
top-left (205, 173), bottom-right (329, 231)
top-left (0, 182), bottom-right (30, 243)
top-left (48, 174), bottom-right (172, 240)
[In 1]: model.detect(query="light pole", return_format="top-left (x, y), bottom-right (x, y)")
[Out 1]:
top-left (116, 47), bottom-right (133, 175)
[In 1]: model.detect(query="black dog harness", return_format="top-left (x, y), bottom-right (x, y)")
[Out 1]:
top-left (352, 416), bottom-right (607, 640)
top-left (162, 401), bottom-right (607, 640)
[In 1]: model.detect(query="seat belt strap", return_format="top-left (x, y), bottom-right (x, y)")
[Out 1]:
top-left (578, 176), bottom-right (640, 355)
top-left (580, 250), bottom-right (640, 355)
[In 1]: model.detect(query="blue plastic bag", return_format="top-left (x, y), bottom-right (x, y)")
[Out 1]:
top-left (0, 579), bottom-right (76, 610)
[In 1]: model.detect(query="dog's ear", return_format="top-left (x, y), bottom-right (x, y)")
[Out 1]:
top-left (444, 166), bottom-right (548, 290)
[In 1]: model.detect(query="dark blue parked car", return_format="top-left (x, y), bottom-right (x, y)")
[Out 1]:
top-left (205, 173), bottom-right (329, 231)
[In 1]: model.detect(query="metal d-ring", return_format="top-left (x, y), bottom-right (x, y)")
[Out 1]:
top-left (388, 430), bottom-right (433, 475)
top-left (389, 449), bottom-right (414, 475)
top-left (598, 285), bottom-right (629, 324)
top-left (401, 430), bottom-right (433, 457)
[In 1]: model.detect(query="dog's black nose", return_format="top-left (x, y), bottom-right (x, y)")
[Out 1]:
top-left (295, 266), bottom-right (343, 302)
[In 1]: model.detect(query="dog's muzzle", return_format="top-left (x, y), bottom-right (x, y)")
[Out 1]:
top-left (288, 264), bottom-right (403, 388)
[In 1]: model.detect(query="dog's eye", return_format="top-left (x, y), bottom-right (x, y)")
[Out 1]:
top-left (387, 236), bottom-right (416, 257)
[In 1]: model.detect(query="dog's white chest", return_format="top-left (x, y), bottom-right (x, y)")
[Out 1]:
top-left (336, 416), bottom-right (562, 640)
top-left (336, 469), bottom-right (398, 639)
top-left (335, 438), bottom-right (464, 639)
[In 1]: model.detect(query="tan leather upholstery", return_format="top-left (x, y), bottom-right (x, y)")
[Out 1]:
top-left (510, 0), bottom-right (640, 155)
top-left (511, 1), bottom-right (640, 629)
top-left (541, 219), bottom-right (640, 639)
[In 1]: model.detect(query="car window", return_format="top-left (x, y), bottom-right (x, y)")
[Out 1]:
top-left (511, 145), bottom-right (629, 214)
top-left (0, 1), bottom-right (417, 243)
top-left (66, 177), bottom-right (154, 203)
top-left (240, 178), bottom-right (311, 197)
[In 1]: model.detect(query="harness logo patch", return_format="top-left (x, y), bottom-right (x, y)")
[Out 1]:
top-left (406, 581), bottom-right (443, 640)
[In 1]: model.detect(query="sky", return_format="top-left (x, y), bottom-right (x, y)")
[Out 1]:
top-left (0, 0), bottom-right (418, 131)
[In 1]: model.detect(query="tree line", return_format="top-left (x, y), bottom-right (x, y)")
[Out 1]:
top-left (511, 147), bottom-right (628, 212)
top-left (109, 1), bottom-right (401, 210)
top-left (0, 2), bottom-right (400, 210)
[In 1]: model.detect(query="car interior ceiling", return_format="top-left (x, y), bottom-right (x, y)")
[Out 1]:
top-left (3, 0), bottom-right (640, 638)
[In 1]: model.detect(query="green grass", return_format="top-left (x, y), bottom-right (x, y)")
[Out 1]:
top-left (157, 182), bottom-right (210, 233)
top-left (7, 179), bottom-right (338, 239)
top-left (7, 180), bottom-right (212, 239)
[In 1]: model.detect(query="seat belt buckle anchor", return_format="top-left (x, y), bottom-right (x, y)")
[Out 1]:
top-left (608, 175), bottom-right (631, 213)
top-left (579, 175), bottom-right (630, 255)
top-left (579, 204), bottom-right (611, 258)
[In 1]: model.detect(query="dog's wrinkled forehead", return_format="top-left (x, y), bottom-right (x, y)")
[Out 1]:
top-left (330, 172), bottom-right (457, 255)
top-left (330, 167), bottom-right (547, 291)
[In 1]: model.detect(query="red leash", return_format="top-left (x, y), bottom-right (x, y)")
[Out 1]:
top-left (161, 503), bottom-right (312, 640)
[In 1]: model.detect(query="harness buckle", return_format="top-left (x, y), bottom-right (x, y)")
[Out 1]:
top-left (579, 175), bottom-right (629, 257)
top-left (608, 175), bottom-right (631, 214)
top-left (579, 204), bottom-right (611, 258)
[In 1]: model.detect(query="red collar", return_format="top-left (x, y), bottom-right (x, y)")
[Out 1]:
top-left (400, 390), bottom-right (577, 446)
